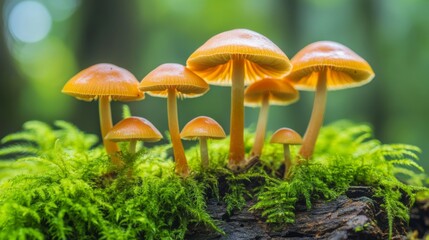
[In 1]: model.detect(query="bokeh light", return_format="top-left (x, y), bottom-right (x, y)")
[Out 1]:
top-left (7, 1), bottom-right (52, 43)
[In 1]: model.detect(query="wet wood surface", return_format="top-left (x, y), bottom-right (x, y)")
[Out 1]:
top-left (187, 186), bottom-right (410, 240)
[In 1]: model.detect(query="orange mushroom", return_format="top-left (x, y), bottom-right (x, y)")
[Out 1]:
top-left (187, 29), bottom-right (292, 171)
top-left (244, 78), bottom-right (299, 157)
top-left (105, 117), bottom-right (162, 154)
top-left (139, 64), bottom-right (209, 177)
top-left (180, 116), bottom-right (226, 169)
top-left (62, 63), bottom-right (143, 166)
top-left (270, 128), bottom-right (303, 178)
top-left (288, 41), bottom-right (374, 159)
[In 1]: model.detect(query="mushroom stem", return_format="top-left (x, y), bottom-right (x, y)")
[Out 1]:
top-left (199, 137), bottom-right (209, 169)
top-left (167, 88), bottom-right (189, 177)
top-left (250, 93), bottom-right (270, 157)
top-left (228, 57), bottom-right (246, 170)
top-left (283, 144), bottom-right (291, 179)
top-left (99, 96), bottom-right (121, 166)
top-left (299, 70), bottom-right (327, 160)
top-left (129, 140), bottom-right (137, 154)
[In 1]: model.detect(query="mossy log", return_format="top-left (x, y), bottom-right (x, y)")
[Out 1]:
top-left (187, 186), bottom-right (408, 240)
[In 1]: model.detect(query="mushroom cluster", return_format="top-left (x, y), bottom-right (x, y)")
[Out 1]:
top-left (62, 29), bottom-right (374, 178)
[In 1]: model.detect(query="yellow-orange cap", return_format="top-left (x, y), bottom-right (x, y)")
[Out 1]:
top-left (244, 78), bottom-right (299, 107)
top-left (62, 63), bottom-right (144, 101)
top-left (187, 29), bottom-right (292, 86)
top-left (270, 128), bottom-right (303, 145)
top-left (139, 63), bottom-right (209, 98)
top-left (105, 117), bottom-right (162, 142)
top-left (180, 116), bottom-right (226, 140)
top-left (288, 41), bottom-right (375, 91)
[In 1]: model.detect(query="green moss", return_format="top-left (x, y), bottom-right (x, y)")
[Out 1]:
top-left (252, 121), bottom-right (428, 239)
top-left (354, 223), bottom-right (370, 232)
top-left (0, 119), bottom-right (427, 239)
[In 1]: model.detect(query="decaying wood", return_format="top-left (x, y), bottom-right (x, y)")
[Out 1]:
top-left (187, 186), bottom-right (409, 240)
top-left (410, 198), bottom-right (429, 239)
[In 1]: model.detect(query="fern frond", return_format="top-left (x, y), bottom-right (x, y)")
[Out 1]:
top-left (122, 104), bottom-right (132, 119)
top-left (1, 132), bottom-right (38, 144)
top-left (54, 121), bottom-right (98, 150)
top-left (0, 144), bottom-right (39, 159)
top-left (388, 159), bottom-right (424, 172)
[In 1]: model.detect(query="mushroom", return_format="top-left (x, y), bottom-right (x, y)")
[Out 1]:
top-left (287, 41), bottom-right (374, 159)
top-left (270, 128), bottom-right (303, 178)
top-left (244, 78), bottom-right (299, 157)
top-left (180, 116), bottom-right (226, 169)
top-left (62, 63), bottom-right (144, 166)
top-left (105, 117), bottom-right (163, 154)
top-left (139, 63), bottom-right (209, 177)
top-left (187, 29), bottom-right (292, 171)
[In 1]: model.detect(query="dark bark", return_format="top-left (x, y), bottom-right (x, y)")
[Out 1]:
top-left (410, 198), bottom-right (429, 239)
top-left (187, 186), bottom-right (409, 240)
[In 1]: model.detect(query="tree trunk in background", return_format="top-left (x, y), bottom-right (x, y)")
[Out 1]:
top-left (358, 0), bottom-right (387, 138)
top-left (0, 17), bottom-right (21, 137)
top-left (78, 0), bottom-right (142, 69)
top-left (275, 0), bottom-right (310, 134)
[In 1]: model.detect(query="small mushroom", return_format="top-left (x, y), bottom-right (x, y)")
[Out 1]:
top-left (62, 63), bottom-right (144, 166)
top-left (105, 117), bottom-right (162, 154)
top-left (139, 63), bottom-right (209, 177)
top-left (288, 41), bottom-right (374, 159)
top-left (244, 78), bottom-right (299, 157)
top-left (270, 128), bottom-right (303, 179)
top-left (180, 116), bottom-right (226, 169)
top-left (187, 29), bottom-right (292, 171)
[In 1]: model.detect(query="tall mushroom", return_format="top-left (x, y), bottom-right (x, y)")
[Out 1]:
top-left (105, 117), bottom-right (162, 154)
top-left (287, 41), bottom-right (375, 159)
top-left (139, 63), bottom-right (209, 177)
top-left (270, 128), bottom-right (303, 179)
top-left (180, 116), bottom-right (226, 169)
top-left (244, 78), bottom-right (299, 157)
top-left (62, 63), bottom-right (144, 166)
top-left (187, 29), bottom-right (292, 171)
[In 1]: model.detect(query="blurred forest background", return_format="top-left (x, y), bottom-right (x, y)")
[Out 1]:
top-left (1, 0), bottom-right (428, 170)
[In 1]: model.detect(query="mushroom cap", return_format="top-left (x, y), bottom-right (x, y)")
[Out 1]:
top-left (270, 128), bottom-right (303, 145)
top-left (105, 117), bottom-right (163, 142)
top-left (62, 63), bottom-right (144, 101)
top-left (139, 63), bottom-right (209, 98)
top-left (244, 78), bottom-right (299, 107)
top-left (180, 116), bottom-right (226, 140)
top-left (186, 29), bottom-right (292, 86)
top-left (288, 41), bottom-right (375, 91)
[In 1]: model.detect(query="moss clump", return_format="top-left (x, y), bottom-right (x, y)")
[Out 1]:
top-left (0, 121), bottom-right (219, 239)
top-left (252, 121), bottom-right (427, 239)
top-left (0, 120), bottom-right (427, 239)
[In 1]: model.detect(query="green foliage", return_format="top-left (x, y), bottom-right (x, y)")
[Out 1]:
top-left (0, 120), bottom-right (220, 240)
top-left (251, 121), bottom-right (428, 239)
top-left (0, 120), bottom-right (426, 239)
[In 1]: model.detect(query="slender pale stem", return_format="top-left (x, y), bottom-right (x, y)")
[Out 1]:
top-left (299, 69), bottom-right (328, 159)
top-left (228, 58), bottom-right (246, 170)
top-left (250, 93), bottom-right (270, 157)
top-left (167, 88), bottom-right (189, 177)
top-left (283, 144), bottom-right (291, 179)
top-left (99, 96), bottom-right (121, 166)
top-left (129, 140), bottom-right (137, 154)
top-left (199, 137), bottom-right (209, 169)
